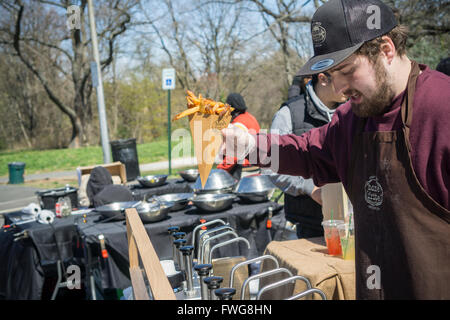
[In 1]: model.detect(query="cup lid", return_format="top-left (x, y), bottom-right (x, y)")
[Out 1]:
top-left (321, 219), bottom-right (344, 227)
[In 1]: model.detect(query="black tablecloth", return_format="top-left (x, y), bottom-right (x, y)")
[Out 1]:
top-left (79, 199), bottom-right (283, 290)
top-left (0, 200), bottom-right (284, 299)
top-left (0, 215), bottom-right (80, 300)
top-left (128, 179), bottom-right (193, 201)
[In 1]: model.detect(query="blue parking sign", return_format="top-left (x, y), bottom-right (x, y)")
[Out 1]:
top-left (162, 68), bottom-right (176, 90)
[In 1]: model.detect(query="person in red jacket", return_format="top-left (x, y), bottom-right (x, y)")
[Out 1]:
top-left (217, 93), bottom-right (260, 179)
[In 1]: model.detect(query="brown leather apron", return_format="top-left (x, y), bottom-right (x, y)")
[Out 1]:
top-left (346, 61), bottom-right (450, 299)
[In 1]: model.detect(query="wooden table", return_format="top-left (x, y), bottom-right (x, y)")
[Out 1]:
top-left (260, 237), bottom-right (356, 300)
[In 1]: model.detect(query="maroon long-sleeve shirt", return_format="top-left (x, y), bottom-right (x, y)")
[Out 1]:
top-left (253, 65), bottom-right (450, 210)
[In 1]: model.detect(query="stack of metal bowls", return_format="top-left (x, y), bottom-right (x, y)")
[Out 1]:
top-left (191, 169), bottom-right (238, 212)
top-left (235, 174), bottom-right (276, 203)
top-left (154, 193), bottom-right (193, 212)
top-left (191, 193), bottom-right (236, 213)
top-left (192, 169), bottom-right (237, 194)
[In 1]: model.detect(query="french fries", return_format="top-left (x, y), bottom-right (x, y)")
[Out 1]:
top-left (172, 90), bottom-right (234, 121)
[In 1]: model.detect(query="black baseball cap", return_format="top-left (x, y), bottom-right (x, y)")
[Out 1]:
top-left (296, 0), bottom-right (398, 76)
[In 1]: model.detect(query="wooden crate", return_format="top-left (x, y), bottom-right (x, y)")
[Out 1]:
top-left (76, 161), bottom-right (127, 185)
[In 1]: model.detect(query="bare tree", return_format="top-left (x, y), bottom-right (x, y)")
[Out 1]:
top-left (242, 0), bottom-right (315, 90)
top-left (0, 0), bottom-right (137, 148)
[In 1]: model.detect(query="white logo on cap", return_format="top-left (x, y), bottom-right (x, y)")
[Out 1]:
top-left (311, 22), bottom-right (326, 45)
top-left (311, 59), bottom-right (334, 71)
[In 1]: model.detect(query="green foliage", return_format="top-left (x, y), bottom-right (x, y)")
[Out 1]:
top-left (407, 35), bottom-right (449, 69)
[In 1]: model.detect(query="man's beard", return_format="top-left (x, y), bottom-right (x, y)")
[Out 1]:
top-left (350, 58), bottom-right (396, 118)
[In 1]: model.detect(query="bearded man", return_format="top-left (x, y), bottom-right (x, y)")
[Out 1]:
top-left (221, 0), bottom-right (450, 299)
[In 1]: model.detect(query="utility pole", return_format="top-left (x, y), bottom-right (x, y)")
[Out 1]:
top-left (87, 0), bottom-right (111, 163)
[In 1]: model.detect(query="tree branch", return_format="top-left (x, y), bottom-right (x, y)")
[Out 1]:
top-left (13, 4), bottom-right (76, 120)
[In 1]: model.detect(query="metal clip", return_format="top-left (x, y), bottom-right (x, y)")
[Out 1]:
top-left (13, 230), bottom-right (29, 242)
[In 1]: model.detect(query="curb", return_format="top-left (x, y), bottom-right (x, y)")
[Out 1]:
top-left (0, 157), bottom-right (198, 184)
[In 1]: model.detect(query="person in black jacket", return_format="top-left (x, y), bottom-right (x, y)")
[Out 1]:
top-left (269, 72), bottom-right (347, 238)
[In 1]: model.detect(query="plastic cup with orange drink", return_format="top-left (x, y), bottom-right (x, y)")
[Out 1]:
top-left (321, 220), bottom-right (344, 256)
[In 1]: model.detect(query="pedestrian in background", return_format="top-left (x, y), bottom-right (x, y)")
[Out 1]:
top-left (269, 73), bottom-right (347, 239)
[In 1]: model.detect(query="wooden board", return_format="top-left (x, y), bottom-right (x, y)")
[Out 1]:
top-left (125, 208), bottom-right (176, 300)
top-left (129, 267), bottom-right (150, 300)
top-left (189, 112), bottom-right (232, 188)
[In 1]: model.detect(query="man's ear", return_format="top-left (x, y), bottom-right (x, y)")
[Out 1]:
top-left (380, 36), bottom-right (396, 64)
top-left (318, 73), bottom-right (330, 86)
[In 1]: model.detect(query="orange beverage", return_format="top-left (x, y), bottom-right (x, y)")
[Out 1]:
top-left (321, 220), bottom-right (344, 256)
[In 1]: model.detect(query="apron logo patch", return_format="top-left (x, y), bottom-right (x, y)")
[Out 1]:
top-left (364, 176), bottom-right (383, 210)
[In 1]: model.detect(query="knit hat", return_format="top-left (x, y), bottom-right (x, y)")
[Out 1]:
top-left (226, 93), bottom-right (247, 112)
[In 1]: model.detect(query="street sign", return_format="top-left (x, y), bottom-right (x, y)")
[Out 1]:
top-left (162, 68), bottom-right (176, 90)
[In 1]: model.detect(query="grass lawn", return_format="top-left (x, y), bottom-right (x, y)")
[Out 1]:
top-left (0, 139), bottom-right (193, 177)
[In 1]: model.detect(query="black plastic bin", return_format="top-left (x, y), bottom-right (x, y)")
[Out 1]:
top-left (36, 186), bottom-right (79, 210)
top-left (110, 138), bottom-right (141, 181)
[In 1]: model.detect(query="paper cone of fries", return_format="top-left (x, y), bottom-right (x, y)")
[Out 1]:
top-left (189, 112), bottom-right (232, 188)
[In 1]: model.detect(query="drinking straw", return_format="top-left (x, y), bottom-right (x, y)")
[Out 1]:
top-left (343, 212), bottom-right (353, 258)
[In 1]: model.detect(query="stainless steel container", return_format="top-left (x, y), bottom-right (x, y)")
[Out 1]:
top-left (94, 201), bottom-right (141, 221)
top-left (192, 193), bottom-right (236, 213)
top-left (192, 169), bottom-right (237, 194)
top-left (178, 169), bottom-right (199, 182)
top-left (235, 174), bottom-right (276, 203)
top-left (155, 193), bottom-right (193, 211)
top-left (135, 200), bottom-right (173, 223)
top-left (137, 174), bottom-right (168, 188)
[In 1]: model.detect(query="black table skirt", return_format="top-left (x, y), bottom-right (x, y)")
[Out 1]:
top-left (0, 199), bottom-right (284, 299)
top-left (79, 199), bottom-right (283, 290)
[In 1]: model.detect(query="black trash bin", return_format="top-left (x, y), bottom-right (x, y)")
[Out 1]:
top-left (36, 186), bottom-right (79, 210)
top-left (8, 162), bottom-right (26, 184)
top-left (110, 138), bottom-right (141, 181)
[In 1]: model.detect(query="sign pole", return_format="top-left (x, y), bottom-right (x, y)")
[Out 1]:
top-left (168, 89), bottom-right (172, 176)
top-left (162, 68), bottom-right (175, 176)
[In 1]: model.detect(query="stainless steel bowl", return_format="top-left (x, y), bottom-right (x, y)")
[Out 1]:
top-left (137, 174), bottom-right (168, 188)
top-left (135, 201), bottom-right (173, 223)
top-left (193, 169), bottom-right (237, 194)
top-left (95, 201), bottom-right (141, 221)
top-left (155, 193), bottom-right (193, 211)
top-left (235, 174), bottom-right (276, 203)
top-left (192, 193), bottom-right (236, 212)
top-left (178, 169), bottom-right (199, 182)
top-left (237, 191), bottom-right (274, 203)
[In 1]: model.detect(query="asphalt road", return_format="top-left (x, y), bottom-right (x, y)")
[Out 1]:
top-left (0, 157), bottom-right (197, 224)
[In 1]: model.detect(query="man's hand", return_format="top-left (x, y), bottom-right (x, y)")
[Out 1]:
top-left (311, 186), bottom-right (322, 205)
top-left (220, 124), bottom-right (256, 162)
